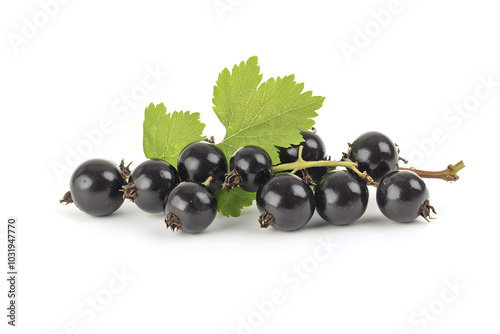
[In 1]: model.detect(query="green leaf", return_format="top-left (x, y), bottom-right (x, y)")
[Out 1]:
top-left (143, 103), bottom-right (206, 167)
top-left (211, 56), bottom-right (324, 217)
top-left (213, 56), bottom-right (325, 164)
top-left (141, 57), bottom-right (324, 218)
top-left (215, 187), bottom-right (255, 218)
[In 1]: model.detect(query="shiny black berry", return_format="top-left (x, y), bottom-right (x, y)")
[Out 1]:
top-left (347, 131), bottom-right (398, 183)
top-left (177, 142), bottom-right (228, 191)
top-left (315, 171), bottom-right (369, 225)
top-left (61, 159), bottom-right (126, 216)
top-left (256, 174), bottom-right (315, 231)
top-left (226, 145), bottom-right (272, 192)
top-left (376, 171), bottom-right (436, 223)
top-left (122, 159), bottom-right (179, 214)
top-left (164, 182), bottom-right (217, 233)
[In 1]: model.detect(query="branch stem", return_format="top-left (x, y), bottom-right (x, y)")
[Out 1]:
top-left (272, 146), bottom-right (375, 184)
top-left (398, 161), bottom-right (465, 182)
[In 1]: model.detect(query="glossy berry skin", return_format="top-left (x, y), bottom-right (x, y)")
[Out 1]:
top-left (256, 174), bottom-right (315, 231)
top-left (164, 182), bottom-right (217, 233)
top-left (347, 131), bottom-right (398, 183)
top-left (315, 171), bottom-right (369, 225)
top-left (277, 130), bottom-right (329, 183)
top-left (230, 145), bottom-right (272, 192)
top-left (69, 159), bottom-right (126, 216)
top-left (177, 142), bottom-right (228, 191)
top-left (128, 159), bottom-right (179, 214)
top-left (376, 171), bottom-right (429, 223)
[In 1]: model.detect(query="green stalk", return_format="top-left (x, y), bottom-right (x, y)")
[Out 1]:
top-left (272, 147), bottom-right (465, 185)
top-left (272, 146), bottom-right (376, 184)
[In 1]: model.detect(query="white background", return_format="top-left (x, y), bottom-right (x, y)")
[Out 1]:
top-left (1, 1), bottom-right (499, 333)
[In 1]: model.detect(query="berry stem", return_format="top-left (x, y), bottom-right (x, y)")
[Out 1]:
top-left (202, 176), bottom-right (213, 187)
top-left (204, 136), bottom-right (215, 144)
top-left (273, 146), bottom-right (376, 185)
top-left (398, 160), bottom-right (465, 182)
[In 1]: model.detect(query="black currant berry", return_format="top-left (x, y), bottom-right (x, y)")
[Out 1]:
top-left (277, 130), bottom-right (326, 162)
top-left (376, 171), bottom-right (436, 223)
top-left (315, 171), bottom-right (369, 225)
top-left (177, 142), bottom-right (228, 191)
top-left (224, 145), bottom-right (272, 192)
top-left (256, 174), bottom-right (315, 231)
top-left (276, 129), bottom-right (330, 184)
top-left (122, 159), bottom-right (179, 214)
top-left (347, 131), bottom-right (398, 183)
top-left (60, 159), bottom-right (126, 216)
top-left (164, 182), bottom-right (217, 233)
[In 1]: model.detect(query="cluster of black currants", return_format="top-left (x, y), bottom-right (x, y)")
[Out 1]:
top-left (60, 141), bottom-right (228, 233)
top-left (61, 130), bottom-right (464, 233)
top-left (258, 130), bottom-right (439, 231)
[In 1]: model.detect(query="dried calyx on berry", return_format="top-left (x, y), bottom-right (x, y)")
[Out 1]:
top-left (258, 211), bottom-right (276, 228)
top-left (222, 170), bottom-right (242, 191)
top-left (119, 159), bottom-right (133, 179)
top-left (165, 212), bottom-right (182, 232)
